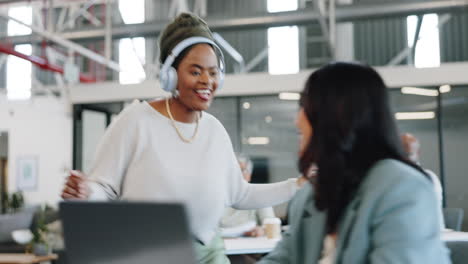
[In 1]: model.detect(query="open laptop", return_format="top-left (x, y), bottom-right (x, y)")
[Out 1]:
top-left (60, 201), bottom-right (197, 264)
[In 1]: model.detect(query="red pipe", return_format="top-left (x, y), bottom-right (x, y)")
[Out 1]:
top-left (0, 0), bottom-right (85, 5)
top-left (0, 43), bottom-right (95, 83)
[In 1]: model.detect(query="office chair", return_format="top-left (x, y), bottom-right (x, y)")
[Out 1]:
top-left (444, 208), bottom-right (464, 231)
top-left (446, 240), bottom-right (468, 264)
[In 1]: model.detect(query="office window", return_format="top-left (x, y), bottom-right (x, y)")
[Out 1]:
top-left (7, 5), bottom-right (32, 36)
top-left (6, 5), bottom-right (33, 100)
top-left (267, 0), bottom-right (299, 75)
top-left (407, 14), bottom-right (441, 68)
top-left (118, 0), bottom-right (146, 84)
top-left (267, 0), bottom-right (298, 13)
top-left (119, 0), bottom-right (145, 24)
top-left (267, 26), bottom-right (299, 75)
top-left (6, 45), bottom-right (32, 100)
top-left (119, 37), bottom-right (146, 84)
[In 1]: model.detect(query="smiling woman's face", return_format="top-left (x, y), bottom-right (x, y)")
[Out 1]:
top-left (175, 43), bottom-right (220, 111)
top-left (295, 107), bottom-right (313, 156)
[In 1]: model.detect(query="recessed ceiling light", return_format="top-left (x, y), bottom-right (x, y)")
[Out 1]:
top-left (247, 137), bottom-right (270, 145)
top-left (278, 92), bottom-right (300, 100)
top-left (401, 87), bottom-right (438, 97)
top-left (395, 111), bottom-right (435, 120)
top-left (439, 85), bottom-right (451, 93)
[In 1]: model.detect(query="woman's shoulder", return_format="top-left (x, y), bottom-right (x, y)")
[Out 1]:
top-left (201, 112), bottom-right (230, 134)
top-left (116, 99), bottom-right (143, 116)
top-left (361, 159), bottom-right (433, 197)
top-left (201, 111), bottom-right (222, 126)
top-left (288, 184), bottom-right (314, 212)
top-left (369, 159), bottom-right (426, 180)
top-left (105, 99), bottom-right (151, 131)
top-left (115, 100), bottom-right (153, 123)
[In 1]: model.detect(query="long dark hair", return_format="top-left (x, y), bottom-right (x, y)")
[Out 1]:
top-left (298, 62), bottom-right (426, 234)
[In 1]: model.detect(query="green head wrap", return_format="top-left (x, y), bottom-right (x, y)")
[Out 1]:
top-left (159, 13), bottom-right (215, 65)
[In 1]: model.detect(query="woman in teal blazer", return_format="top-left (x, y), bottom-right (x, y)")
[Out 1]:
top-left (259, 62), bottom-right (451, 264)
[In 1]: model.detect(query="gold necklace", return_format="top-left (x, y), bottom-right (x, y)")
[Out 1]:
top-left (165, 98), bottom-right (200, 143)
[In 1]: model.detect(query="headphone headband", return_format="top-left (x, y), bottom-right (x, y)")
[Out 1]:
top-left (161, 36), bottom-right (225, 72)
top-left (159, 36), bottom-right (225, 93)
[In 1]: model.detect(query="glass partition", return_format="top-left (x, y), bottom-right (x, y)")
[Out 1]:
top-left (442, 86), bottom-right (468, 230)
top-left (389, 88), bottom-right (441, 176)
top-left (207, 97), bottom-right (240, 152)
top-left (239, 95), bottom-right (299, 184)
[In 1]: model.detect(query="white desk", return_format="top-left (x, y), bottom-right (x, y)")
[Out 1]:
top-left (442, 230), bottom-right (468, 242)
top-left (224, 231), bottom-right (468, 255)
top-left (224, 237), bottom-right (280, 255)
top-left (0, 254), bottom-right (58, 264)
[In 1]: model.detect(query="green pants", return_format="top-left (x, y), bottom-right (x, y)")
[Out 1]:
top-left (193, 233), bottom-right (230, 264)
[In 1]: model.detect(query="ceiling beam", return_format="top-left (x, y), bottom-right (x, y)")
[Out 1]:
top-left (3, 0), bottom-right (468, 45)
top-left (0, 11), bottom-right (121, 72)
top-left (0, 0), bottom-right (116, 8)
top-left (68, 62), bottom-right (468, 104)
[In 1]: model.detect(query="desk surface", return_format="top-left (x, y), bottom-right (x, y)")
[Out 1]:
top-left (442, 230), bottom-right (468, 242)
top-left (0, 254), bottom-right (58, 264)
top-left (224, 237), bottom-right (280, 255)
top-left (224, 231), bottom-right (468, 255)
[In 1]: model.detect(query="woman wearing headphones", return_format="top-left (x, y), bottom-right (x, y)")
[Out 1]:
top-left (61, 13), bottom-right (303, 264)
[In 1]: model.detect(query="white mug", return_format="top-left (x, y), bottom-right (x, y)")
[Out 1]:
top-left (263, 217), bottom-right (281, 239)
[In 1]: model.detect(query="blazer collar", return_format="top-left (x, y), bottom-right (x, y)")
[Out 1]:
top-left (298, 191), bottom-right (327, 263)
top-left (298, 188), bottom-right (363, 264)
top-left (334, 196), bottom-right (362, 264)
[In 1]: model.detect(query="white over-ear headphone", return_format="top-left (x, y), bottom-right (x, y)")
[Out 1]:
top-left (159, 36), bottom-right (225, 93)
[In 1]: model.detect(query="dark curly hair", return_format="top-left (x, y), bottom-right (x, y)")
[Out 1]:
top-left (298, 62), bottom-right (426, 234)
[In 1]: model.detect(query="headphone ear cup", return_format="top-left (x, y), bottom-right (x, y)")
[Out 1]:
top-left (217, 72), bottom-right (225, 90)
top-left (159, 67), bottom-right (169, 92)
top-left (167, 67), bottom-right (178, 92)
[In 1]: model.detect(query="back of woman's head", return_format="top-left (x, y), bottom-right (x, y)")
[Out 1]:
top-left (299, 62), bottom-right (412, 233)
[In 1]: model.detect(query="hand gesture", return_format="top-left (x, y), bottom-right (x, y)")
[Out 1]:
top-left (243, 226), bottom-right (265, 237)
top-left (61, 170), bottom-right (90, 200)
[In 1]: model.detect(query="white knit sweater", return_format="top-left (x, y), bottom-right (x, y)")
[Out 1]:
top-left (87, 100), bottom-right (298, 244)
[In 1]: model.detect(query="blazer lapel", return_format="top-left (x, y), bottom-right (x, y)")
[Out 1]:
top-left (334, 197), bottom-right (361, 264)
top-left (300, 197), bottom-right (327, 263)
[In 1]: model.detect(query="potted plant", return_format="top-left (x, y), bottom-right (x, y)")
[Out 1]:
top-left (0, 191), bottom-right (8, 214)
top-left (0, 191), bottom-right (24, 214)
top-left (10, 192), bottom-right (24, 213)
top-left (30, 205), bottom-right (50, 256)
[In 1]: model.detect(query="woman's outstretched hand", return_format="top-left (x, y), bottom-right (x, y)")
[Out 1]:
top-left (61, 170), bottom-right (90, 200)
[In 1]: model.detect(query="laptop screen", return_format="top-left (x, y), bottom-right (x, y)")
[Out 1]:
top-left (60, 201), bottom-right (197, 264)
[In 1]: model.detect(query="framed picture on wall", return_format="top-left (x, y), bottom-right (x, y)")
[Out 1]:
top-left (16, 156), bottom-right (38, 191)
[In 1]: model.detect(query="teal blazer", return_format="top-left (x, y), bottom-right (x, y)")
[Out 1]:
top-left (259, 159), bottom-right (451, 264)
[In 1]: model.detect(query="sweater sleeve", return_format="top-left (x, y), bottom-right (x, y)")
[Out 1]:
top-left (87, 102), bottom-right (139, 200)
top-left (256, 207), bottom-right (276, 224)
top-left (227, 155), bottom-right (299, 209)
top-left (230, 179), bottom-right (298, 210)
top-left (213, 116), bottom-right (299, 210)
